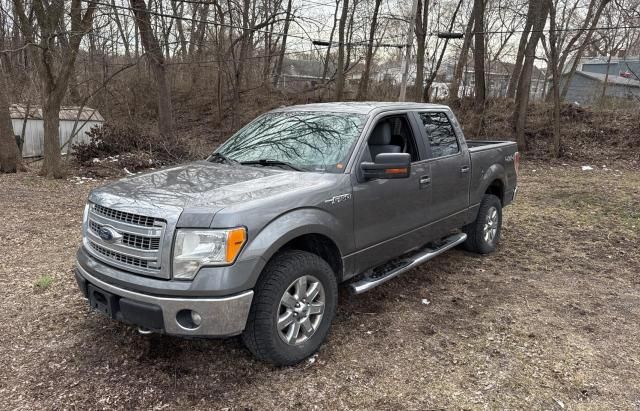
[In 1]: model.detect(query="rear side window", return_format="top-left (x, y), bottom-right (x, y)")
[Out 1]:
top-left (418, 112), bottom-right (459, 158)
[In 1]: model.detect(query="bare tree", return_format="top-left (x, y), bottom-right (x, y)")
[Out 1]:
top-left (356, 0), bottom-right (382, 100)
top-left (12, 0), bottom-right (97, 178)
top-left (450, 12), bottom-right (474, 101)
top-left (130, 0), bottom-right (175, 140)
top-left (335, 0), bottom-right (350, 99)
top-left (322, 0), bottom-right (340, 82)
top-left (472, 0), bottom-right (486, 111)
top-left (547, 0), bottom-right (562, 157)
top-left (0, 68), bottom-right (19, 173)
top-left (272, 0), bottom-right (293, 87)
top-left (560, 0), bottom-right (611, 98)
top-left (506, 0), bottom-right (535, 98)
top-left (423, 0), bottom-right (463, 102)
top-left (513, 0), bottom-right (550, 151)
top-left (413, 0), bottom-right (429, 102)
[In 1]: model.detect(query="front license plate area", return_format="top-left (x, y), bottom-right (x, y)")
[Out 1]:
top-left (88, 284), bottom-right (118, 318)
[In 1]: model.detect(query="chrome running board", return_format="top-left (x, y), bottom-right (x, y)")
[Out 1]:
top-left (349, 233), bottom-right (467, 294)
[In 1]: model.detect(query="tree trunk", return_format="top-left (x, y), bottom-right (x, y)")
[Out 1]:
top-left (272, 0), bottom-right (293, 87)
top-left (0, 71), bottom-right (20, 173)
top-left (335, 0), bottom-right (350, 100)
top-left (548, 0), bottom-right (562, 157)
top-left (41, 86), bottom-right (65, 177)
top-left (423, 0), bottom-right (462, 102)
top-left (472, 0), bottom-right (486, 112)
top-left (356, 0), bottom-right (382, 100)
top-left (506, 2), bottom-right (535, 98)
top-left (130, 0), bottom-right (175, 140)
top-left (600, 53), bottom-right (613, 102)
top-left (322, 0), bottom-right (340, 82)
top-left (414, 0), bottom-right (428, 102)
top-left (449, 16), bottom-right (474, 102)
top-left (513, 0), bottom-right (550, 152)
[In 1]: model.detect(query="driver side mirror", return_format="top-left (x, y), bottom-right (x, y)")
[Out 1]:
top-left (361, 153), bottom-right (411, 180)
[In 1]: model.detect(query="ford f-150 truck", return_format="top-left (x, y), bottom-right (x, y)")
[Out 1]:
top-left (75, 102), bottom-right (519, 365)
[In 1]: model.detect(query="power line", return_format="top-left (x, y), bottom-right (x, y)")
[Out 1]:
top-left (82, 0), bottom-right (417, 48)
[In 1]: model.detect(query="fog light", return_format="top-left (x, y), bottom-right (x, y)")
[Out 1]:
top-left (176, 309), bottom-right (202, 330)
top-left (191, 311), bottom-right (202, 326)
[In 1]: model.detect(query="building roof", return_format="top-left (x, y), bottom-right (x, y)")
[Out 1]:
top-left (282, 58), bottom-right (334, 78)
top-left (573, 70), bottom-right (640, 87)
top-left (272, 102), bottom-right (449, 115)
top-left (9, 104), bottom-right (105, 121)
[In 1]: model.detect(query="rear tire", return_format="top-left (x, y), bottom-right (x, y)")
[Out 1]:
top-left (242, 250), bottom-right (338, 366)
top-left (463, 194), bottom-right (502, 254)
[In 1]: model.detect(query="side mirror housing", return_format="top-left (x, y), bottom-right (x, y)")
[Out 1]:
top-left (361, 153), bottom-right (411, 180)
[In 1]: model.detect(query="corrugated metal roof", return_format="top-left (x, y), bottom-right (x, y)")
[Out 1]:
top-left (9, 104), bottom-right (105, 121)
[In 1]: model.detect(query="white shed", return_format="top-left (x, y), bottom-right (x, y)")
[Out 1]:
top-left (10, 104), bottom-right (105, 158)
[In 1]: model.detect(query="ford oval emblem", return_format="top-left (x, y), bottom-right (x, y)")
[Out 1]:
top-left (99, 226), bottom-right (117, 242)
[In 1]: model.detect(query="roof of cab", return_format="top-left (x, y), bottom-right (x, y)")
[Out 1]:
top-left (271, 102), bottom-right (450, 115)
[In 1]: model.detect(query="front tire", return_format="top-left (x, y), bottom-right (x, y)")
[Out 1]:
top-left (242, 250), bottom-right (338, 366)
top-left (463, 194), bottom-right (502, 254)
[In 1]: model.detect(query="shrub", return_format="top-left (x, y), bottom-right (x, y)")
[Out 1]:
top-left (73, 122), bottom-right (191, 169)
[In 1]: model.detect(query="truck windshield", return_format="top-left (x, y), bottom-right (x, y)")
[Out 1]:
top-left (215, 111), bottom-right (367, 173)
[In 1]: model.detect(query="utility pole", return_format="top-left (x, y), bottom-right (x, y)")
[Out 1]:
top-left (398, 0), bottom-right (420, 102)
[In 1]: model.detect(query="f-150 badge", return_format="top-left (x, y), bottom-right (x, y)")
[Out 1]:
top-left (324, 193), bottom-right (351, 205)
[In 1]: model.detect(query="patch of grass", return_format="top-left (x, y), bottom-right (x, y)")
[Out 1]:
top-left (34, 275), bottom-right (54, 291)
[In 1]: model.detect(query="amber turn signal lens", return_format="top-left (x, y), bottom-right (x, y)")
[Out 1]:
top-left (385, 168), bottom-right (408, 174)
top-left (225, 227), bottom-right (247, 263)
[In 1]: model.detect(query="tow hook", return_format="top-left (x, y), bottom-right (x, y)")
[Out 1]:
top-left (137, 326), bottom-right (153, 335)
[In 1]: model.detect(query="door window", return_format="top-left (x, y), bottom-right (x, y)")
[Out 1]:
top-left (363, 115), bottom-right (420, 162)
top-left (418, 112), bottom-right (459, 158)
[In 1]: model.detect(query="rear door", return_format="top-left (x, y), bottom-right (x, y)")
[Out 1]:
top-left (413, 110), bottom-right (471, 230)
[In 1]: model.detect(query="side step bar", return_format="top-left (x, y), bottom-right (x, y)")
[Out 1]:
top-left (349, 233), bottom-right (467, 294)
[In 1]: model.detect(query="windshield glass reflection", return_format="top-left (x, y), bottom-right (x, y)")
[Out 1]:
top-left (216, 111), bottom-right (366, 173)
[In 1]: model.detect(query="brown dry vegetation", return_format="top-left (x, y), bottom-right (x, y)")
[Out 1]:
top-left (73, 95), bottom-right (640, 179)
top-left (1, 160), bottom-right (639, 409)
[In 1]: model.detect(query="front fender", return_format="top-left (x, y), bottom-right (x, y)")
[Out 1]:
top-left (243, 207), bottom-right (351, 263)
top-left (239, 207), bottom-right (352, 285)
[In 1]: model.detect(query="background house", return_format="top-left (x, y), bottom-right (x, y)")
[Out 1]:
top-left (555, 70), bottom-right (640, 105)
top-left (578, 56), bottom-right (640, 77)
top-left (10, 104), bottom-right (104, 158)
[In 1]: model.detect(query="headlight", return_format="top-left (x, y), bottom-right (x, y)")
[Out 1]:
top-left (172, 227), bottom-right (247, 280)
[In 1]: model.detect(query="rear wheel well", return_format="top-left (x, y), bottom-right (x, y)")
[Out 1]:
top-left (279, 234), bottom-right (343, 281)
top-left (486, 179), bottom-right (504, 205)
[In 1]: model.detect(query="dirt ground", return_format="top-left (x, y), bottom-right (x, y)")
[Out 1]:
top-left (0, 161), bottom-right (639, 410)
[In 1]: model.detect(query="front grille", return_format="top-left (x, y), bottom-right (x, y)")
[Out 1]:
top-left (89, 220), bottom-right (160, 250)
top-left (85, 203), bottom-right (168, 279)
top-left (89, 241), bottom-right (151, 269)
top-left (122, 233), bottom-right (160, 250)
top-left (93, 203), bottom-right (159, 227)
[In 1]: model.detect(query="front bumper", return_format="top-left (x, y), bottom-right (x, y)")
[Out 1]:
top-left (75, 263), bottom-right (253, 337)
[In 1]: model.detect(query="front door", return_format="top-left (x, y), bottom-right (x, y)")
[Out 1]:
top-left (351, 114), bottom-right (432, 271)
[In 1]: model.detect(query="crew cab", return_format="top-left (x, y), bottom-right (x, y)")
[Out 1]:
top-left (75, 102), bottom-right (519, 365)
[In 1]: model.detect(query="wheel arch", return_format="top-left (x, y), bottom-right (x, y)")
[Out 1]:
top-left (241, 208), bottom-right (349, 287)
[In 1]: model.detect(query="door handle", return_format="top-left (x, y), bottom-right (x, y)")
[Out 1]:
top-left (419, 176), bottom-right (431, 187)
top-left (460, 166), bottom-right (470, 174)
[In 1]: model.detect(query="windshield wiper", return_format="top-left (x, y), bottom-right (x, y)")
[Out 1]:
top-left (240, 159), bottom-right (304, 171)
top-left (209, 152), bottom-right (238, 165)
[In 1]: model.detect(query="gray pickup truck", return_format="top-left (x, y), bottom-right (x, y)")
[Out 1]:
top-left (75, 102), bottom-right (518, 365)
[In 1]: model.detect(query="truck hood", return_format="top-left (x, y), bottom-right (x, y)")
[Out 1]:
top-left (89, 161), bottom-right (324, 213)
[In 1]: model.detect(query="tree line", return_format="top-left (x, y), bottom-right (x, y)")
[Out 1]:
top-left (0, 0), bottom-right (638, 176)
